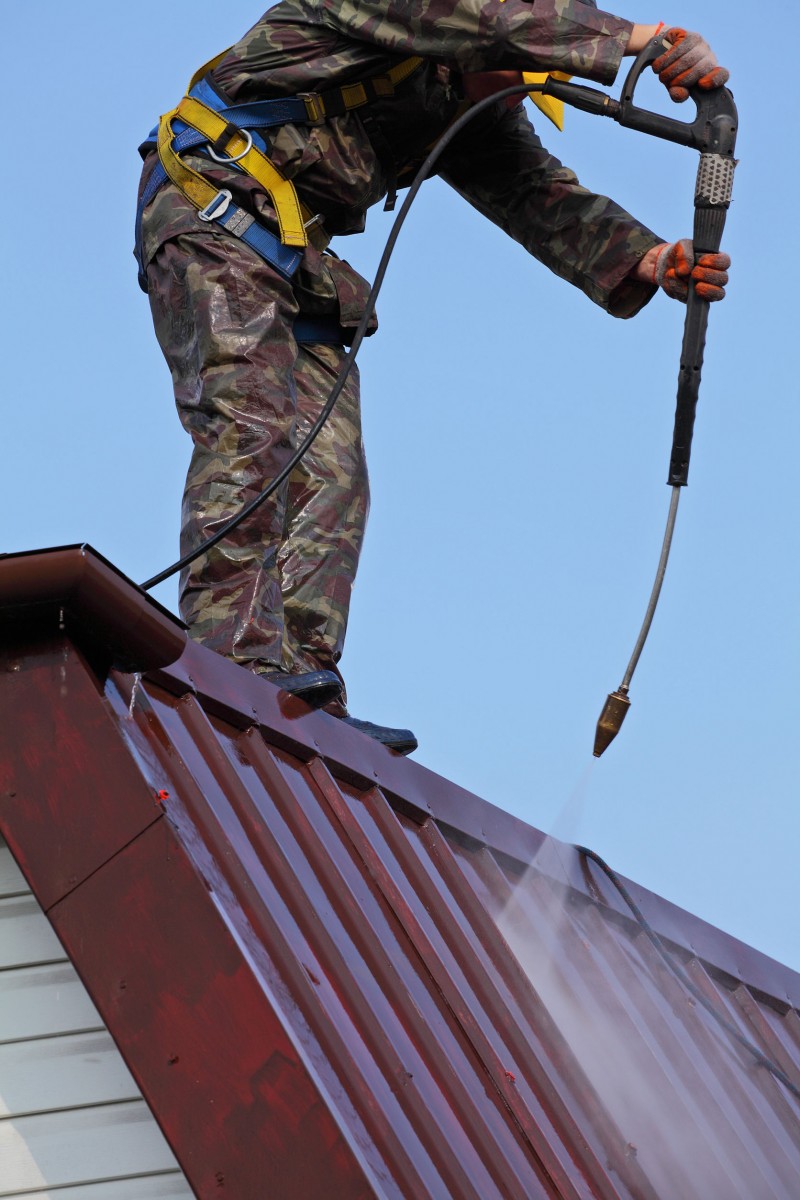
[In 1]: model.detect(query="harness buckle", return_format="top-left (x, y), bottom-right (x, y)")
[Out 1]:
top-left (298, 93), bottom-right (326, 125)
top-left (198, 189), bottom-right (233, 223)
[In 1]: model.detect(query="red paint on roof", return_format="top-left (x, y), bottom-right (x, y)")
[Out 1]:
top-left (1, 547), bottom-right (798, 1200)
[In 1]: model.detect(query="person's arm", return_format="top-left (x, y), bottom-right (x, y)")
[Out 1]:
top-left (459, 23), bottom-right (728, 105)
top-left (317, 0), bottom-right (636, 84)
top-left (318, 3), bottom-right (727, 95)
top-left (438, 102), bottom-right (662, 317)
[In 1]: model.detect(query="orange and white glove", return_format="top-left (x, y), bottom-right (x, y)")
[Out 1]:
top-left (653, 239), bottom-right (731, 302)
top-left (653, 29), bottom-right (730, 103)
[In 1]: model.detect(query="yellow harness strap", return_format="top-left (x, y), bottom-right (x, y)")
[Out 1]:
top-left (300, 57), bottom-right (423, 123)
top-left (523, 71), bottom-right (572, 131)
top-left (159, 96), bottom-right (308, 247)
top-left (157, 54), bottom-right (424, 248)
top-left (188, 47), bottom-right (235, 91)
top-left (386, 57), bottom-right (424, 87)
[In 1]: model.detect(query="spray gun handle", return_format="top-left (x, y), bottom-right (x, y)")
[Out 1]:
top-left (543, 37), bottom-right (738, 157)
top-left (547, 37), bottom-right (738, 489)
top-left (614, 37), bottom-right (740, 487)
top-left (617, 35), bottom-right (738, 158)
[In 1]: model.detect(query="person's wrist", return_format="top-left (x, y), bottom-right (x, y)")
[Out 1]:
top-left (634, 243), bottom-right (667, 284)
top-left (627, 23), bottom-right (664, 55)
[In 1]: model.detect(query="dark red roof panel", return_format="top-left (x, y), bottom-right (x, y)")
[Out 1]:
top-left (1, 547), bottom-right (798, 1200)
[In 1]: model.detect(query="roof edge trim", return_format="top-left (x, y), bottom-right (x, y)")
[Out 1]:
top-left (0, 545), bottom-right (187, 672)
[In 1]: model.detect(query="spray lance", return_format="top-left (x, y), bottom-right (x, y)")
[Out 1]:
top-left (539, 38), bottom-right (738, 756)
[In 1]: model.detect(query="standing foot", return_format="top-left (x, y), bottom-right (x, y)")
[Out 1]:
top-left (340, 716), bottom-right (418, 755)
top-left (262, 668), bottom-right (343, 709)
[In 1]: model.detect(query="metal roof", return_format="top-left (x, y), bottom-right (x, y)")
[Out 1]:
top-left (1, 546), bottom-right (798, 1200)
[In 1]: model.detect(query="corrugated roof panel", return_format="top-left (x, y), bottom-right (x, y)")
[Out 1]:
top-left (1, 548), bottom-right (799, 1200)
top-left (488, 858), bottom-right (800, 1198)
top-left (128, 689), bottom-right (556, 1200)
top-left (107, 671), bottom-right (800, 1199)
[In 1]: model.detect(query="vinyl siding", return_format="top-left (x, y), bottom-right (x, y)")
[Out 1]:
top-left (0, 838), bottom-right (194, 1200)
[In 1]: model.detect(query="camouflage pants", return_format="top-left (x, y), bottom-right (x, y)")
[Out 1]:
top-left (146, 231), bottom-right (370, 704)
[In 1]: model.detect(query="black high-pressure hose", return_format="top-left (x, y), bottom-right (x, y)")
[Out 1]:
top-left (578, 846), bottom-right (800, 1106)
top-left (143, 36), bottom-right (739, 761)
top-left (136, 67), bottom-right (789, 1104)
top-left (140, 78), bottom-right (544, 592)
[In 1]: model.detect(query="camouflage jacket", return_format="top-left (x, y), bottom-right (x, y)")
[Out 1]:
top-left (139, 0), bottom-right (662, 316)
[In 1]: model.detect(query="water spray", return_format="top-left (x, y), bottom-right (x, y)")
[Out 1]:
top-left (577, 846), bottom-right (800, 1105)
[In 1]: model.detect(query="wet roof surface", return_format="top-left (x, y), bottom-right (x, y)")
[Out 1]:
top-left (1, 547), bottom-right (799, 1199)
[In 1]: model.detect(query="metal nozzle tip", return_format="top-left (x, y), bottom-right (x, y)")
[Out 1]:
top-left (593, 689), bottom-right (631, 758)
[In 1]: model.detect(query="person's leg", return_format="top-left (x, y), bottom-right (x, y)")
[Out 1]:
top-left (279, 343), bottom-right (369, 709)
top-left (146, 231), bottom-right (412, 745)
top-left (146, 232), bottom-right (300, 669)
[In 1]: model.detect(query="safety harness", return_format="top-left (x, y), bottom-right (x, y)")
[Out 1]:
top-left (135, 51), bottom-right (567, 343)
top-left (135, 52), bottom-right (424, 293)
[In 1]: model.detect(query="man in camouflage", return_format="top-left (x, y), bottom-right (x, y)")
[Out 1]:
top-left (137, 2), bottom-right (730, 753)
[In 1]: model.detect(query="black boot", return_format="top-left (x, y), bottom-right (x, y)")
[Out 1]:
top-left (262, 669), bottom-right (343, 709)
top-left (340, 716), bottom-right (418, 756)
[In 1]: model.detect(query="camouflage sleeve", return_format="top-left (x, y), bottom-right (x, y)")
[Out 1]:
top-left (313, 0), bottom-right (633, 83)
top-left (438, 102), bottom-right (662, 316)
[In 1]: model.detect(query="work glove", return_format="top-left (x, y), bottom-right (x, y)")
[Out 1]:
top-left (652, 29), bottom-right (730, 102)
top-left (654, 239), bottom-right (730, 302)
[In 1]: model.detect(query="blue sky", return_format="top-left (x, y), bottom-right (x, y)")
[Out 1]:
top-left (4, 3), bottom-right (798, 973)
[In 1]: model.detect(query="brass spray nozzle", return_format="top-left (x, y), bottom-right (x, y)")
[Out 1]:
top-left (591, 488), bottom-right (681, 757)
top-left (593, 688), bottom-right (631, 758)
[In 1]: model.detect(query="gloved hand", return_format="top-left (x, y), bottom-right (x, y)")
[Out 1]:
top-left (652, 29), bottom-right (730, 102)
top-left (653, 239), bottom-right (731, 302)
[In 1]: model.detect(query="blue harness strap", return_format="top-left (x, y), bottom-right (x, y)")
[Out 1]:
top-left (135, 78), bottom-right (313, 290)
top-left (293, 316), bottom-right (349, 345)
top-left (202, 190), bottom-right (305, 279)
top-left (190, 76), bottom-right (309, 133)
top-left (136, 56), bottom-right (425, 290)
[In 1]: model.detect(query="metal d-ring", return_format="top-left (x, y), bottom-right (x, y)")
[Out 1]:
top-left (207, 128), bottom-right (253, 164)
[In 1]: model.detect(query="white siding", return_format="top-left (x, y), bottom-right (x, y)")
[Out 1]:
top-left (0, 962), bottom-right (103, 1043)
top-left (0, 1104), bottom-right (185, 1195)
top-left (0, 844), bottom-right (27, 896)
top-left (0, 897), bottom-right (65, 969)
top-left (0, 837), bottom-right (194, 1199)
top-left (0, 1032), bottom-right (139, 1117)
top-left (11, 1180), bottom-right (192, 1200)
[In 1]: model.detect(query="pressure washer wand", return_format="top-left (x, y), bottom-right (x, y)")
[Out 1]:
top-left (594, 183), bottom-right (735, 754)
top-left (546, 38), bottom-right (738, 755)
